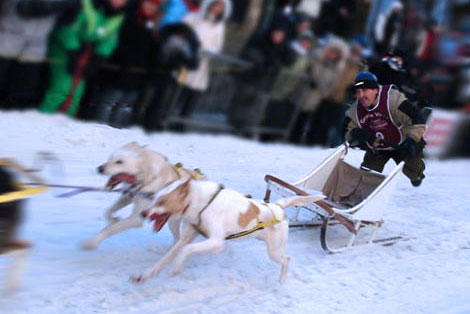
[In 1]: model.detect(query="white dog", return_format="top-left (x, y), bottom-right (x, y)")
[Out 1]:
top-left (131, 179), bottom-right (325, 283)
top-left (81, 142), bottom-right (205, 250)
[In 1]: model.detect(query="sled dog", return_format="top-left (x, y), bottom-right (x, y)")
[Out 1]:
top-left (132, 179), bottom-right (324, 283)
top-left (81, 142), bottom-right (205, 250)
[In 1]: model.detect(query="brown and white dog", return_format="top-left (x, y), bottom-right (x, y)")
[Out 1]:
top-left (81, 142), bottom-right (206, 250)
top-left (131, 179), bottom-right (325, 283)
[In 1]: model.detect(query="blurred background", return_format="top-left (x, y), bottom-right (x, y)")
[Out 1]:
top-left (0, 0), bottom-right (468, 158)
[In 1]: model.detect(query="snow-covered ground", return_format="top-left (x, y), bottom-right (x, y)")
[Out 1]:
top-left (1, 111), bottom-right (469, 313)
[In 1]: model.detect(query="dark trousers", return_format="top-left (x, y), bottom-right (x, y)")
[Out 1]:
top-left (362, 148), bottom-right (425, 182)
top-left (289, 111), bottom-right (314, 144)
top-left (178, 86), bottom-right (200, 118)
top-left (0, 58), bottom-right (45, 109)
top-left (308, 100), bottom-right (348, 147)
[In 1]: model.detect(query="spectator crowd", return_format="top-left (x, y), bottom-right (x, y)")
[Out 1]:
top-left (0, 0), bottom-right (468, 147)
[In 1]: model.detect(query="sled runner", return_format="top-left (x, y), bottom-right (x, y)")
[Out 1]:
top-left (263, 143), bottom-right (405, 253)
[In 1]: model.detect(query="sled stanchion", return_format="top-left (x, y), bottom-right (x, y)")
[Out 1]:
top-left (264, 185), bottom-right (271, 203)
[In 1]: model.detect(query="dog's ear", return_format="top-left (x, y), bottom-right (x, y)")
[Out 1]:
top-left (123, 141), bottom-right (141, 151)
top-left (178, 179), bottom-right (191, 199)
top-left (139, 151), bottom-right (161, 182)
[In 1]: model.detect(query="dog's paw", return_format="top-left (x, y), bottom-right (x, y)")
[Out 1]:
top-left (80, 239), bottom-right (98, 251)
top-left (170, 267), bottom-right (182, 277)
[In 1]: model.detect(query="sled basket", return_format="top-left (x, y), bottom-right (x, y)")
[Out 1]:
top-left (264, 143), bottom-right (404, 253)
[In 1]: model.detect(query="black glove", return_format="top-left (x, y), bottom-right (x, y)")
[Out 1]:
top-left (349, 128), bottom-right (374, 150)
top-left (398, 137), bottom-right (419, 161)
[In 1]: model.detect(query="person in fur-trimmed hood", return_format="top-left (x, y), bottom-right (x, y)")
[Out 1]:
top-left (289, 35), bottom-right (349, 144)
top-left (344, 71), bottom-right (427, 187)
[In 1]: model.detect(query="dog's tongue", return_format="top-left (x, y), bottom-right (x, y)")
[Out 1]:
top-left (153, 213), bottom-right (171, 232)
top-left (106, 173), bottom-right (137, 188)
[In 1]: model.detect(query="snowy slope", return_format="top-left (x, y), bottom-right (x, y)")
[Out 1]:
top-left (0, 111), bottom-right (469, 314)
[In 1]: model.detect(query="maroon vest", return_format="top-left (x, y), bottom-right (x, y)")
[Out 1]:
top-left (356, 85), bottom-right (403, 150)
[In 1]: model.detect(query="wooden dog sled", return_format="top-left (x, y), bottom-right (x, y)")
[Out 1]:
top-left (264, 144), bottom-right (406, 253)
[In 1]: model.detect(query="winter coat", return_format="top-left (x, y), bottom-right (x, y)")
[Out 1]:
top-left (228, 26), bottom-right (295, 128)
top-left (269, 40), bottom-right (312, 102)
top-left (299, 36), bottom-right (349, 112)
top-left (108, 1), bottom-right (159, 89)
top-left (0, 0), bottom-right (56, 61)
top-left (325, 55), bottom-right (361, 104)
top-left (50, 0), bottom-right (126, 58)
top-left (236, 31), bottom-right (295, 91)
top-left (345, 86), bottom-right (426, 144)
top-left (180, 0), bottom-right (232, 91)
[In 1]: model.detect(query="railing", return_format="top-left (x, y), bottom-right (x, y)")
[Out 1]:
top-left (0, 47), bottom-right (312, 142)
top-left (156, 51), bottom-right (313, 142)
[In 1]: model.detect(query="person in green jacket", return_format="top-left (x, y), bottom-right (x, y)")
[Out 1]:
top-left (39, 0), bottom-right (129, 117)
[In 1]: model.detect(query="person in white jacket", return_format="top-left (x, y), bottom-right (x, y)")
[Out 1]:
top-left (176, 0), bottom-right (232, 121)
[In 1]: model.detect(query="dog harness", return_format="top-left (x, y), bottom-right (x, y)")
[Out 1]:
top-left (174, 162), bottom-right (203, 180)
top-left (192, 184), bottom-right (225, 237)
top-left (225, 207), bottom-right (286, 240)
top-left (0, 160), bottom-right (48, 203)
top-left (191, 185), bottom-right (286, 240)
top-left (0, 183), bottom-right (47, 203)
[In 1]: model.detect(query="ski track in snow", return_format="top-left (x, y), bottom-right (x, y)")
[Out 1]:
top-left (0, 111), bottom-right (469, 313)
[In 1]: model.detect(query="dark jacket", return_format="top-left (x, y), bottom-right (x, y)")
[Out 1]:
top-left (236, 31), bottom-right (295, 91)
top-left (107, 1), bottom-right (159, 89)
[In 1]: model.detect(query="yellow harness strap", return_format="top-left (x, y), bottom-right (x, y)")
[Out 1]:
top-left (174, 162), bottom-right (203, 180)
top-left (0, 185), bottom-right (48, 203)
top-left (190, 190), bottom-right (286, 240)
top-left (0, 159), bottom-right (48, 203)
top-left (194, 184), bottom-right (225, 234)
top-left (226, 209), bottom-right (286, 240)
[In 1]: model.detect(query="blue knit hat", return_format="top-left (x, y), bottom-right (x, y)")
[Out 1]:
top-left (354, 71), bottom-right (379, 89)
